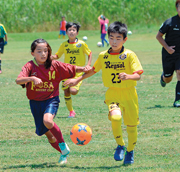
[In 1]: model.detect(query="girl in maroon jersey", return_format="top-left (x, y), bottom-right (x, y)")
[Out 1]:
top-left (16, 38), bottom-right (87, 165)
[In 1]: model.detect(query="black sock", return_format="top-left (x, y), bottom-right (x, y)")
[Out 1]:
top-left (0, 60), bottom-right (1, 70)
top-left (175, 81), bottom-right (180, 101)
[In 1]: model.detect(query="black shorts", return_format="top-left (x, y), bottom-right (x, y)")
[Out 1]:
top-left (0, 38), bottom-right (4, 53)
top-left (162, 48), bottom-right (180, 78)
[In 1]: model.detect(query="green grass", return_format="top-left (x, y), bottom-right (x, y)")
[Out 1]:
top-left (1, 29), bottom-right (180, 172)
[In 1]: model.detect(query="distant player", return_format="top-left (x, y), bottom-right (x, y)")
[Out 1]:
top-left (51, 22), bottom-right (92, 118)
top-left (156, 0), bottom-right (180, 107)
top-left (58, 16), bottom-right (67, 39)
top-left (0, 23), bottom-right (8, 74)
top-left (16, 38), bottom-right (89, 164)
top-left (98, 14), bottom-right (109, 47)
top-left (64, 21), bottom-right (143, 165)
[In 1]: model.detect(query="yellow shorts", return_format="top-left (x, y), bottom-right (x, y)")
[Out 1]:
top-left (61, 72), bottom-right (83, 91)
top-left (105, 87), bottom-right (140, 126)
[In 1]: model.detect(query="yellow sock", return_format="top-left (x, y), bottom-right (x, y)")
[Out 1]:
top-left (126, 126), bottom-right (137, 152)
top-left (64, 95), bottom-right (73, 112)
top-left (63, 35), bottom-right (65, 39)
top-left (111, 114), bottom-right (125, 146)
top-left (58, 35), bottom-right (60, 38)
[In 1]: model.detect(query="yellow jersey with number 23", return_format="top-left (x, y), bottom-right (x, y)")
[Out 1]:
top-left (93, 47), bottom-right (143, 88)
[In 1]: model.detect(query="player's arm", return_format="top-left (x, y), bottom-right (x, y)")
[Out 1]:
top-left (119, 72), bottom-right (141, 81)
top-left (156, 31), bottom-right (175, 54)
top-left (85, 52), bottom-right (92, 71)
top-left (64, 67), bottom-right (95, 87)
top-left (5, 34), bottom-right (7, 42)
top-left (16, 76), bottom-right (43, 87)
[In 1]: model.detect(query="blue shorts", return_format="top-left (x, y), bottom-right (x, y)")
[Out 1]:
top-left (60, 30), bottom-right (66, 36)
top-left (101, 33), bottom-right (106, 40)
top-left (29, 96), bottom-right (60, 136)
top-left (0, 38), bottom-right (4, 53)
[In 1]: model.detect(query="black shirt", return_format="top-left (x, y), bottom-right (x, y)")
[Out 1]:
top-left (159, 15), bottom-right (180, 52)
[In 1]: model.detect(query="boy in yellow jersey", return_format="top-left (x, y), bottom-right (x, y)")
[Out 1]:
top-left (51, 22), bottom-right (92, 118)
top-left (64, 21), bottom-right (143, 165)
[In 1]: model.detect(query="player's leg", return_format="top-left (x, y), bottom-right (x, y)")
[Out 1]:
top-left (0, 38), bottom-right (4, 73)
top-left (58, 30), bottom-right (61, 38)
top-left (123, 87), bottom-right (139, 165)
top-left (101, 34), bottom-right (105, 47)
top-left (104, 34), bottom-right (109, 46)
top-left (105, 88), bottom-right (125, 161)
top-left (160, 50), bottom-right (174, 87)
top-left (64, 87), bottom-right (75, 118)
top-left (173, 57), bottom-right (180, 107)
top-left (109, 108), bottom-right (125, 161)
top-left (63, 31), bottom-right (66, 39)
top-left (45, 130), bottom-right (61, 153)
top-left (0, 55), bottom-right (1, 73)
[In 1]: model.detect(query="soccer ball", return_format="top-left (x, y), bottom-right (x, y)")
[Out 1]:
top-left (97, 42), bottom-right (102, 47)
top-left (83, 36), bottom-right (87, 41)
top-left (128, 31), bottom-right (132, 35)
top-left (70, 123), bottom-right (92, 146)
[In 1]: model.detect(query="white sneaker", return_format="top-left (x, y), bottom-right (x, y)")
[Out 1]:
top-left (58, 154), bottom-right (67, 165)
top-left (59, 142), bottom-right (70, 155)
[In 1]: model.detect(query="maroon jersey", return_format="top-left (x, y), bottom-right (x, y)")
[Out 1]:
top-left (18, 59), bottom-right (76, 101)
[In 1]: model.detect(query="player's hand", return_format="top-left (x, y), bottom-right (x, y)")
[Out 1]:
top-left (167, 46), bottom-right (175, 54)
top-left (51, 55), bottom-right (58, 60)
top-left (84, 65), bottom-right (92, 73)
top-left (4, 41), bottom-right (7, 46)
top-left (63, 79), bottom-right (78, 87)
top-left (119, 72), bottom-right (129, 81)
top-left (31, 76), bottom-right (43, 87)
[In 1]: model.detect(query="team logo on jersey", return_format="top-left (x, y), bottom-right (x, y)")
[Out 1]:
top-left (76, 43), bottom-right (82, 48)
top-left (119, 53), bottom-right (127, 60)
top-left (103, 55), bottom-right (108, 59)
top-left (173, 27), bottom-right (179, 30)
top-left (66, 48), bottom-right (80, 54)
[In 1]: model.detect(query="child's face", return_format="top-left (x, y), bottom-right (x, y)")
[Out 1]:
top-left (109, 33), bottom-right (127, 53)
top-left (66, 26), bottom-right (78, 41)
top-left (31, 43), bottom-right (48, 65)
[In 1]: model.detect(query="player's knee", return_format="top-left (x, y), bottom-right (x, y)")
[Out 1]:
top-left (43, 115), bottom-right (54, 129)
top-left (111, 114), bottom-right (122, 121)
top-left (70, 88), bottom-right (78, 95)
top-left (164, 76), bottom-right (172, 83)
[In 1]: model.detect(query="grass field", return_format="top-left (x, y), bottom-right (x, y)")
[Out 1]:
top-left (1, 29), bottom-right (180, 172)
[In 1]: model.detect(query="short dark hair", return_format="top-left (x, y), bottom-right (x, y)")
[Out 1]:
top-left (176, 0), bottom-right (180, 7)
top-left (66, 22), bottom-right (81, 32)
top-left (31, 38), bottom-right (52, 69)
top-left (107, 21), bottom-right (127, 39)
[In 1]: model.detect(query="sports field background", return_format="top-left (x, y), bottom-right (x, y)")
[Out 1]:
top-left (1, 0), bottom-right (180, 171)
top-left (1, 0), bottom-right (177, 32)
top-left (1, 28), bottom-right (180, 171)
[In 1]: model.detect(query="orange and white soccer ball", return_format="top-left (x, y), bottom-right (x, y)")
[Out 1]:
top-left (70, 123), bottom-right (92, 146)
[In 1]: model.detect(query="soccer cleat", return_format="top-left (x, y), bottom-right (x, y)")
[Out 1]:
top-left (160, 73), bottom-right (166, 87)
top-left (173, 100), bottom-right (180, 107)
top-left (68, 110), bottom-right (76, 118)
top-left (58, 154), bottom-right (67, 165)
top-left (59, 142), bottom-right (70, 155)
top-left (0, 70), bottom-right (1, 74)
top-left (114, 145), bottom-right (126, 161)
top-left (123, 150), bottom-right (134, 165)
